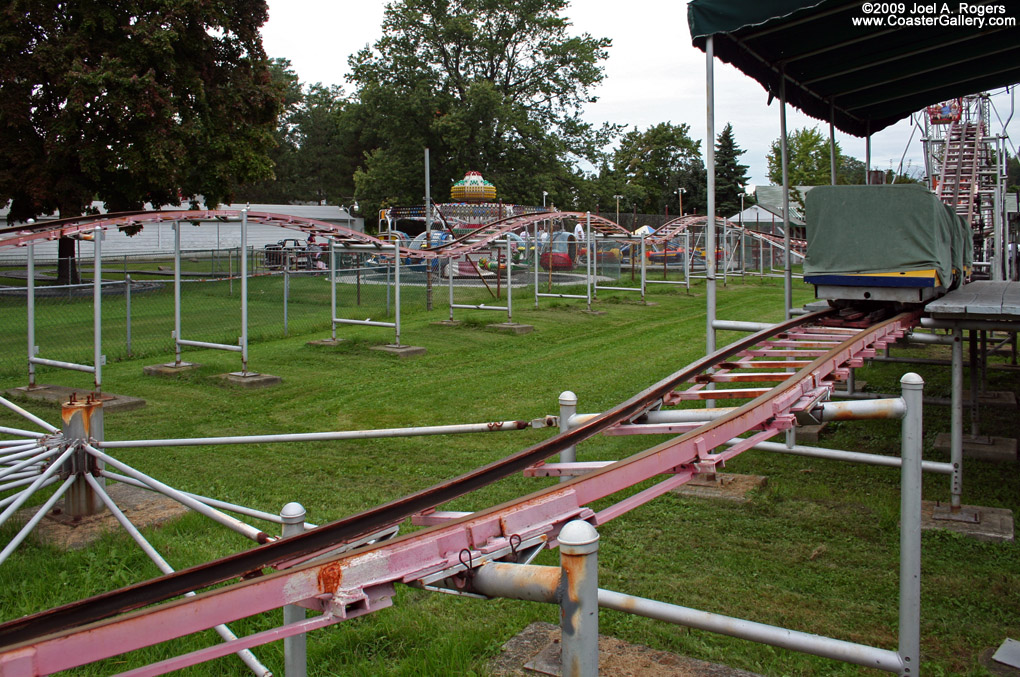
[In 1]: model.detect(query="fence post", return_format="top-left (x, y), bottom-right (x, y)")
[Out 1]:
top-left (240, 209), bottom-right (249, 374)
top-left (558, 520), bottom-right (599, 676)
top-left (394, 245), bottom-right (402, 347)
top-left (93, 229), bottom-right (103, 392)
top-left (506, 236), bottom-right (513, 323)
top-left (898, 373), bottom-right (923, 677)
top-left (125, 274), bottom-right (132, 357)
top-left (281, 502), bottom-right (307, 677)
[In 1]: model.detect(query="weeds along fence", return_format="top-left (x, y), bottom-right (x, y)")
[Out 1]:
top-left (0, 248), bottom-right (437, 380)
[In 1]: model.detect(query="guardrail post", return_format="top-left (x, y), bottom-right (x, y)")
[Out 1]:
top-left (558, 520), bottom-right (599, 677)
top-left (899, 373), bottom-right (923, 677)
top-left (281, 502), bottom-right (307, 677)
top-left (240, 209), bottom-right (249, 374)
top-left (173, 221), bottom-right (183, 366)
top-left (559, 391), bottom-right (577, 480)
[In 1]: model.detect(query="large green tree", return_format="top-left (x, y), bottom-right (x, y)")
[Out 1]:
top-left (766, 126), bottom-right (840, 187)
top-left (344, 0), bottom-right (615, 224)
top-left (598, 122), bottom-right (705, 218)
top-left (0, 0), bottom-right (282, 280)
top-left (715, 123), bottom-right (750, 217)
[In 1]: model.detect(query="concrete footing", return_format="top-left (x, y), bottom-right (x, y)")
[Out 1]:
top-left (488, 621), bottom-right (760, 677)
top-left (933, 433), bottom-right (1018, 463)
top-left (487, 322), bottom-right (534, 335)
top-left (13, 483), bottom-right (189, 551)
top-left (306, 338), bottom-right (345, 347)
top-left (216, 372), bottom-right (282, 388)
top-left (143, 362), bottom-right (202, 377)
top-left (4, 385), bottom-right (146, 412)
top-left (796, 423), bottom-right (826, 445)
top-left (922, 501), bottom-right (1014, 543)
top-left (370, 344), bottom-right (427, 358)
top-left (673, 473), bottom-right (768, 503)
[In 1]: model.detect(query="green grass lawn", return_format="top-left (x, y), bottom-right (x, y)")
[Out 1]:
top-left (0, 276), bottom-right (1017, 676)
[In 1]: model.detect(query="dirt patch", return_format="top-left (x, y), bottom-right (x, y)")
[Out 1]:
top-left (14, 482), bottom-right (190, 550)
top-left (488, 621), bottom-right (761, 676)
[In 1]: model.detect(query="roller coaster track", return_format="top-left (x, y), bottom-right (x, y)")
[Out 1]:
top-left (0, 308), bottom-right (921, 673)
top-left (651, 215), bottom-right (806, 257)
top-left (428, 211), bottom-right (630, 257)
top-left (0, 210), bottom-right (419, 256)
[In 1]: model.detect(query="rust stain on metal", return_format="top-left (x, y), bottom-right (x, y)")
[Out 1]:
top-left (486, 422), bottom-right (503, 431)
top-left (317, 563), bottom-right (343, 593)
top-left (514, 420), bottom-right (529, 430)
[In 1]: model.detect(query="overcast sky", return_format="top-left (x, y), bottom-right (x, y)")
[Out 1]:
top-left (261, 0), bottom-right (1017, 192)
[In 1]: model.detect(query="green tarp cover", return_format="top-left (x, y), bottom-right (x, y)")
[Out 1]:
top-left (804, 185), bottom-right (971, 287)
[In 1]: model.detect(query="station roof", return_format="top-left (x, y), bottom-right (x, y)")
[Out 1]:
top-left (687, 0), bottom-right (1020, 136)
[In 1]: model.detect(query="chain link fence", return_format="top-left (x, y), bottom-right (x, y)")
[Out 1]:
top-left (0, 248), bottom-right (436, 380)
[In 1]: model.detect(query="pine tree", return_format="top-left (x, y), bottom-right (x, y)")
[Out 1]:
top-left (715, 123), bottom-right (751, 218)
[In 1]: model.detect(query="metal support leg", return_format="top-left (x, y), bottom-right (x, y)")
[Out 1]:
top-left (950, 330), bottom-right (963, 510)
top-left (174, 222), bottom-right (182, 366)
top-left (330, 246), bottom-right (337, 341)
top-left (62, 397), bottom-right (105, 518)
top-left (281, 502), bottom-right (307, 677)
top-left (27, 244), bottom-right (35, 388)
top-left (93, 230), bottom-right (103, 392)
top-left (559, 391), bottom-right (577, 482)
top-left (240, 209), bottom-right (249, 374)
top-left (968, 330), bottom-right (980, 437)
top-left (898, 374), bottom-right (923, 677)
top-left (558, 520), bottom-right (599, 677)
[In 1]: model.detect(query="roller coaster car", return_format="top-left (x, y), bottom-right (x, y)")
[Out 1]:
top-left (539, 232), bottom-right (578, 271)
top-left (803, 185), bottom-right (972, 305)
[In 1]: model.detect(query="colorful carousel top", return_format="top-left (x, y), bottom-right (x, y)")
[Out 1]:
top-left (450, 171), bottom-right (497, 203)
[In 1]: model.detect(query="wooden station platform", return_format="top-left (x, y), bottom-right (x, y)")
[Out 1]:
top-left (926, 280), bottom-right (1020, 320)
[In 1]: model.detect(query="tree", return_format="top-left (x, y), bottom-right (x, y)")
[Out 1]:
top-left (344, 0), bottom-right (615, 226)
top-left (715, 123), bottom-right (750, 217)
top-left (766, 127), bottom-right (839, 187)
top-left (1007, 152), bottom-right (1020, 193)
top-left (0, 1), bottom-right (282, 281)
top-left (595, 122), bottom-right (705, 220)
top-left (235, 63), bottom-right (356, 206)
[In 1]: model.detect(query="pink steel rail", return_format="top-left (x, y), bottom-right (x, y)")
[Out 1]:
top-left (0, 310), bottom-right (919, 674)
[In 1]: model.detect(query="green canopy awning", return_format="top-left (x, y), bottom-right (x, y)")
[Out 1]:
top-left (688, 0), bottom-right (1020, 136)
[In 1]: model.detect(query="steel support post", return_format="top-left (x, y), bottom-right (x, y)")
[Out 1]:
top-left (125, 274), bottom-right (132, 357)
top-left (585, 213), bottom-right (592, 311)
top-left (534, 220), bottom-right (540, 309)
top-left (705, 35), bottom-right (717, 354)
top-left (240, 209), bottom-right (249, 373)
top-left (898, 373), bottom-right (923, 677)
top-left (506, 236), bottom-right (513, 323)
top-left (829, 102), bottom-right (837, 185)
top-left (558, 520), bottom-right (599, 677)
top-left (27, 243), bottom-right (35, 388)
top-left (639, 236), bottom-right (647, 302)
top-left (449, 256), bottom-right (455, 321)
top-left (174, 222), bottom-right (182, 365)
top-left (394, 245), bottom-right (402, 347)
top-left (281, 502), bottom-right (307, 677)
top-left (968, 330), bottom-right (979, 436)
top-left (558, 391), bottom-right (577, 482)
top-left (330, 245), bottom-right (337, 341)
top-left (93, 229), bottom-right (103, 392)
top-left (950, 329), bottom-right (963, 509)
top-left (62, 397), bottom-right (104, 518)
top-left (780, 69), bottom-right (792, 319)
top-left (283, 264), bottom-right (289, 336)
